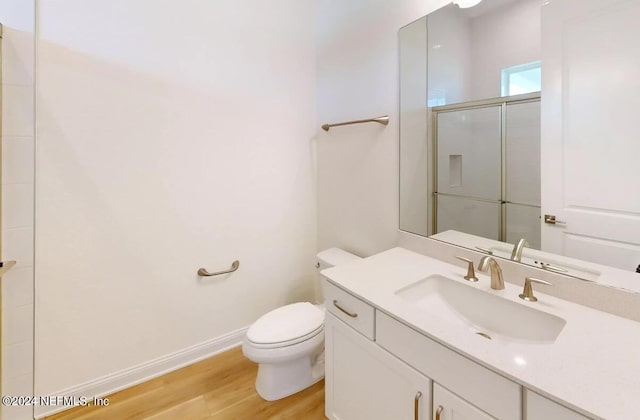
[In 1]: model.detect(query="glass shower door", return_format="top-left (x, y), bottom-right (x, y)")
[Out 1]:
top-left (435, 105), bottom-right (502, 236)
top-left (505, 100), bottom-right (541, 249)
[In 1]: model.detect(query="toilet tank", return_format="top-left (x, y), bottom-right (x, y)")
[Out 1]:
top-left (314, 248), bottom-right (361, 304)
top-left (316, 248), bottom-right (361, 271)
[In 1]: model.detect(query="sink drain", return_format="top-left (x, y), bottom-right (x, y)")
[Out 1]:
top-left (475, 332), bottom-right (492, 340)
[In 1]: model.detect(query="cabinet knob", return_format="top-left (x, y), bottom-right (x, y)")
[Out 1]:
top-left (436, 405), bottom-right (444, 420)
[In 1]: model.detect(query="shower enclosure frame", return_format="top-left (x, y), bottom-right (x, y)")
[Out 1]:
top-left (430, 91), bottom-right (541, 243)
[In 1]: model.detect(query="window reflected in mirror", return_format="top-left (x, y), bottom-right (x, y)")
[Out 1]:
top-left (501, 61), bottom-right (541, 96)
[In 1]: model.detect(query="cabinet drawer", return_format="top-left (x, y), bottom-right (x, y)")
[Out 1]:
top-left (376, 311), bottom-right (521, 420)
top-left (526, 390), bottom-right (590, 420)
top-left (323, 280), bottom-right (375, 340)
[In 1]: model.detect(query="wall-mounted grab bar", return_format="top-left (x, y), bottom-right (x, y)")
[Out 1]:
top-left (197, 260), bottom-right (239, 277)
top-left (321, 115), bottom-right (389, 132)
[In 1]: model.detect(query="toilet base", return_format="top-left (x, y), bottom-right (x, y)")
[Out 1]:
top-left (255, 352), bottom-right (324, 401)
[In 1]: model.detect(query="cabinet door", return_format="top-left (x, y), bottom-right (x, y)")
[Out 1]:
top-left (433, 383), bottom-right (494, 420)
top-left (325, 312), bottom-right (431, 420)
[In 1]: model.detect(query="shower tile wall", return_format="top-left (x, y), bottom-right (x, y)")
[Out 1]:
top-left (1, 1), bottom-right (36, 419)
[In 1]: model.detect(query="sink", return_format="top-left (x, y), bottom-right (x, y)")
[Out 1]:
top-left (395, 275), bottom-right (566, 344)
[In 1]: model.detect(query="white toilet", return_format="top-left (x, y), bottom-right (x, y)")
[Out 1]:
top-left (242, 248), bottom-right (361, 401)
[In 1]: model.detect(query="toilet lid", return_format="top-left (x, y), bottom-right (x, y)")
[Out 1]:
top-left (247, 302), bottom-right (325, 345)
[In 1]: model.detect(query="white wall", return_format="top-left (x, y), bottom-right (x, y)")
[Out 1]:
top-left (427, 4), bottom-right (472, 105)
top-left (316, 0), bottom-right (451, 257)
top-left (1, 1), bottom-right (36, 419)
top-left (35, 0), bottom-right (317, 410)
top-left (470, 0), bottom-right (541, 99)
top-left (424, 0), bottom-right (541, 104)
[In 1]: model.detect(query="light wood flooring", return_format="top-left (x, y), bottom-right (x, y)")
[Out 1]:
top-left (46, 346), bottom-right (326, 420)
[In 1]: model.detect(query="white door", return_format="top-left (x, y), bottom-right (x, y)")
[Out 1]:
top-left (541, 0), bottom-right (640, 271)
top-left (324, 313), bottom-right (432, 420)
top-left (433, 383), bottom-right (494, 420)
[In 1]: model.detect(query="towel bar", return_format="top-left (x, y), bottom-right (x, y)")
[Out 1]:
top-left (321, 115), bottom-right (389, 132)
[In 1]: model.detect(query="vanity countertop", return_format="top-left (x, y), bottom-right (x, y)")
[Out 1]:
top-left (321, 247), bottom-right (640, 420)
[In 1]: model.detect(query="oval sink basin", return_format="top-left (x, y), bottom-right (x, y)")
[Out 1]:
top-left (395, 275), bottom-right (566, 344)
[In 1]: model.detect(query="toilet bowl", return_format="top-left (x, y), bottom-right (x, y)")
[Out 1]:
top-left (242, 248), bottom-right (361, 401)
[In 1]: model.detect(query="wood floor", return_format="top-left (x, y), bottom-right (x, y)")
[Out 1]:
top-left (46, 346), bottom-right (326, 420)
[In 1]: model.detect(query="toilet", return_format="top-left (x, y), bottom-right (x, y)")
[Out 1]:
top-left (242, 248), bottom-right (361, 401)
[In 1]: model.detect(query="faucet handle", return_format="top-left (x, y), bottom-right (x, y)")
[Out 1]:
top-left (475, 246), bottom-right (493, 255)
top-left (519, 277), bottom-right (552, 302)
top-left (455, 256), bottom-right (479, 282)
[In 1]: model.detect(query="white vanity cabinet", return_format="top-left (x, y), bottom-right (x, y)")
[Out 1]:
top-left (324, 279), bottom-right (593, 420)
top-left (325, 312), bottom-right (431, 420)
top-left (375, 311), bottom-right (521, 419)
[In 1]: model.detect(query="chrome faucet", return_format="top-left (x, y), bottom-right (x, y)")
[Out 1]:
top-left (478, 256), bottom-right (505, 290)
top-left (510, 238), bottom-right (529, 262)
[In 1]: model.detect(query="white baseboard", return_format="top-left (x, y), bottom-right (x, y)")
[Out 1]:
top-left (35, 327), bottom-right (248, 418)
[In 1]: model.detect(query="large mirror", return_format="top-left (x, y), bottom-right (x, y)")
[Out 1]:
top-left (399, 0), bottom-right (640, 292)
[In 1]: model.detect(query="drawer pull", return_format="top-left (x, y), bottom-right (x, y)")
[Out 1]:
top-left (333, 300), bottom-right (358, 318)
top-left (436, 405), bottom-right (444, 420)
top-left (414, 391), bottom-right (422, 420)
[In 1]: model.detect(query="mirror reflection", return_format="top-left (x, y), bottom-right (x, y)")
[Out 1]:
top-left (399, 0), bottom-right (640, 292)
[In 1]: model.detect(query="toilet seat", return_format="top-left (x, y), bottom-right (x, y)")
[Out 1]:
top-left (247, 325), bottom-right (324, 349)
top-left (246, 302), bottom-right (324, 348)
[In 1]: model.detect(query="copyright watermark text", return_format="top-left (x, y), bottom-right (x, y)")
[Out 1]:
top-left (2, 395), bottom-right (110, 407)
